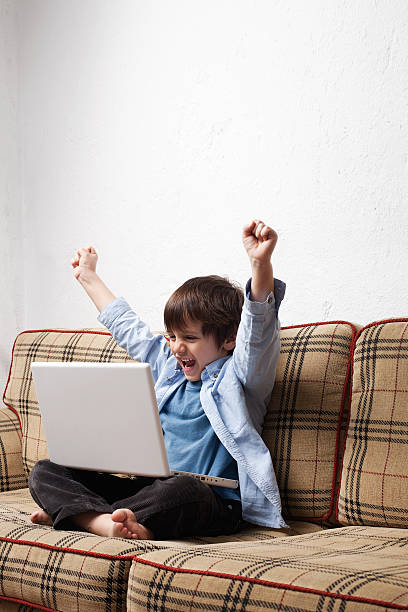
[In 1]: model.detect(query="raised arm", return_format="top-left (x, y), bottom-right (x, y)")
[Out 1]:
top-left (71, 246), bottom-right (171, 380)
top-left (242, 220), bottom-right (278, 302)
top-left (71, 247), bottom-right (116, 312)
top-left (231, 220), bottom-right (283, 413)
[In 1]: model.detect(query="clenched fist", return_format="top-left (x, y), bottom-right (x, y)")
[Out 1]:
top-left (242, 220), bottom-right (278, 265)
top-left (71, 246), bottom-right (98, 281)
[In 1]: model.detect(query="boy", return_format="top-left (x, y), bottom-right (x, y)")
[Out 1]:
top-left (29, 219), bottom-right (287, 540)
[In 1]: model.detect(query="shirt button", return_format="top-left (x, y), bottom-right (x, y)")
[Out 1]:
top-left (213, 373), bottom-right (218, 379)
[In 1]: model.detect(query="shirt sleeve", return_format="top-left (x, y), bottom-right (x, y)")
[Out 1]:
top-left (97, 297), bottom-right (172, 383)
top-left (232, 278), bottom-right (285, 405)
top-left (245, 277), bottom-right (286, 314)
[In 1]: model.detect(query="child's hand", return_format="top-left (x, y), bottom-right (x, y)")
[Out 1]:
top-left (71, 246), bottom-right (116, 312)
top-left (242, 220), bottom-right (278, 265)
top-left (71, 246), bottom-right (98, 281)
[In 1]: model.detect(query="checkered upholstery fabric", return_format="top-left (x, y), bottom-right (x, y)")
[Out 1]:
top-left (3, 325), bottom-right (354, 523)
top-left (0, 488), bottom-right (158, 611)
top-left (264, 322), bottom-right (354, 521)
top-left (127, 526), bottom-right (408, 611)
top-left (0, 488), bottom-right (324, 611)
top-left (337, 319), bottom-right (408, 528)
top-left (0, 406), bottom-right (27, 492)
top-left (319, 386), bottom-right (352, 528)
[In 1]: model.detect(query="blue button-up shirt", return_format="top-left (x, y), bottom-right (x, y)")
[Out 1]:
top-left (98, 278), bottom-right (288, 528)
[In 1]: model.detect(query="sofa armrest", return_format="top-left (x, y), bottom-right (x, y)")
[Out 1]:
top-left (0, 406), bottom-right (27, 491)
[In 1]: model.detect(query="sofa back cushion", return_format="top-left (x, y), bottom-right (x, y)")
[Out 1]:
top-left (263, 322), bottom-right (355, 521)
top-left (337, 319), bottom-right (408, 527)
top-left (3, 324), bottom-right (354, 522)
top-left (3, 330), bottom-right (130, 474)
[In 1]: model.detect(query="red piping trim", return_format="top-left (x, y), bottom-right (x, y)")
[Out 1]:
top-left (0, 595), bottom-right (60, 612)
top-left (354, 317), bottom-right (408, 342)
top-left (325, 323), bottom-right (356, 523)
top-left (281, 319), bottom-right (358, 331)
top-left (0, 594), bottom-right (58, 611)
top-left (0, 535), bottom-right (136, 561)
top-left (335, 328), bottom-right (358, 522)
top-left (5, 328), bottom-right (111, 336)
top-left (2, 331), bottom-right (24, 432)
top-left (335, 317), bottom-right (408, 522)
top-left (131, 556), bottom-right (408, 610)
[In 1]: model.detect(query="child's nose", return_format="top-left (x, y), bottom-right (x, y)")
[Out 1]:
top-left (174, 339), bottom-right (186, 354)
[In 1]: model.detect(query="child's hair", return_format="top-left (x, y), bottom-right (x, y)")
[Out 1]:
top-left (164, 275), bottom-right (244, 349)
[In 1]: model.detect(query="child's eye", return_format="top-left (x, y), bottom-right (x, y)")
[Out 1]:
top-left (166, 333), bottom-right (198, 342)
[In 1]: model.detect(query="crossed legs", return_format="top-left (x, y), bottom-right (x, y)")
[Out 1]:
top-left (28, 459), bottom-right (242, 540)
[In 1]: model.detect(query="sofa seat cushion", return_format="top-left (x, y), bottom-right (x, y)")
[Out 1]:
top-left (0, 489), bottom-right (326, 610)
top-left (127, 526), bottom-right (408, 611)
top-left (176, 519), bottom-right (325, 546)
top-left (338, 319), bottom-right (408, 527)
top-left (0, 489), bottom-right (324, 546)
top-left (0, 489), bottom-right (160, 611)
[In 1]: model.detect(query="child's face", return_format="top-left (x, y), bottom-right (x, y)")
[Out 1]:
top-left (167, 320), bottom-right (235, 382)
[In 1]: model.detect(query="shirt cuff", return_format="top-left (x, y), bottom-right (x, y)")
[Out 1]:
top-left (245, 278), bottom-right (286, 316)
top-left (97, 297), bottom-right (131, 328)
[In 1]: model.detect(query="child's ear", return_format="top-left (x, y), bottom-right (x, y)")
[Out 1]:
top-left (223, 336), bottom-right (236, 352)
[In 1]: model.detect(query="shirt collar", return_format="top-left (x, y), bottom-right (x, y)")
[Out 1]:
top-left (201, 355), bottom-right (230, 379)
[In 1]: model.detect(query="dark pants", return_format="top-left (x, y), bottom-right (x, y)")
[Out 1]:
top-left (28, 459), bottom-right (242, 540)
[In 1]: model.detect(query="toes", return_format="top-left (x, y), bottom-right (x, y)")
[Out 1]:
top-left (30, 511), bottom-right (39, 523)
top-left (111, 521), bottom-right (133, 539)
top-left (30, 510), bottom-right (53, 526)
top-left (110, 508), bottom-right (148, 539)
top-left (112, 509), bottom-right (128, 523)
top-left (112, 524), bottom-right (126, 538)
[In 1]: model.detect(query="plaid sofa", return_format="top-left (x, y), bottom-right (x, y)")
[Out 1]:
top-left (0, 319), bottom-right (407, 611)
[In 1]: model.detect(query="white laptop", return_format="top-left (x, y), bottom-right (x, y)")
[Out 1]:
top-left (30, 362), bottom-right (238, 489)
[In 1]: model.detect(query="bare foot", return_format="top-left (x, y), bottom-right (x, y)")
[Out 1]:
top-left (112, 508), bottom-right (154, 540)
top-left (72, 509), bottom-right (154, 540)
top-left (30, 509), bottom-right (53, 526)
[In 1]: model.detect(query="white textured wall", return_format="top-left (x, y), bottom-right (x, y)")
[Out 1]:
top-left (2, 1), bottom-right (408, 390)
top-left (0, 0), bottom-right (21, 391)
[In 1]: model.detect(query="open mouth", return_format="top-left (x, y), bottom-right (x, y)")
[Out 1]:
top-left (180, 358), bottom-right (196, 372)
